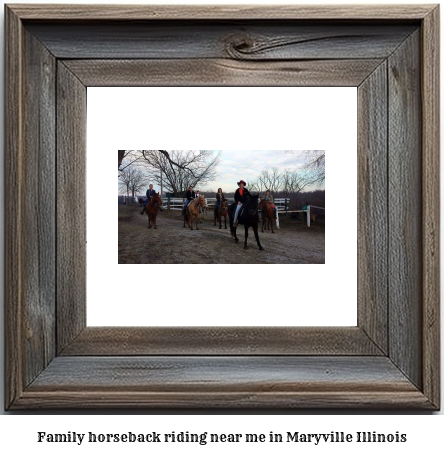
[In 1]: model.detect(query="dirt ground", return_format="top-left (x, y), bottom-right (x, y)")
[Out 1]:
top-left (118, 204), bottom-right (325, 264)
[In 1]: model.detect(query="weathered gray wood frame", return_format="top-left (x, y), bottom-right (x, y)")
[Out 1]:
top-left (5, 5), bottom-right (440, 409)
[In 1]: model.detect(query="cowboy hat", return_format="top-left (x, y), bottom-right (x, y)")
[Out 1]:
top-left (237, 180), bottom-right (247, 186)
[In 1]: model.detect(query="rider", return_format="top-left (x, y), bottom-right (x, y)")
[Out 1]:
top-left (215, 188), bottom-right (225, 215)
top-left (182, 185), bottom-right (196, 215)
top-left (263, 189), bottom-right (277, 219)
top-left (233, 180), bottom-right (251, 227)
top-left (140, 184), bottom-right (156, 215)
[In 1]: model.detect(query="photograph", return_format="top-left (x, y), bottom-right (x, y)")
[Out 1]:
top-left (118, 149), bottom-right (325, 264)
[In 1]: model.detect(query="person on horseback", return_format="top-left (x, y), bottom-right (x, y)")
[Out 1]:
top-left (140, 184), bottom-right (156, 215)
top-left (263, 189), bottom-right (277, 219)
top-left (214, 188), bottom-right (225, 213)
top-left (182, 185), bottom-right (196, 215)
top-left (233, 180), bottom-right (251, 227)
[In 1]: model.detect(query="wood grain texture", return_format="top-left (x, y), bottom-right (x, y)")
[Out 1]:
top-left (421, 6), bottom-right (440, 409)
top-left (13, 356), bottom-right (432, 409)
top-left (388, 30), bottom-right (422, 389)
top-left (61, 327), bottom-right (382, 356)
top-left (5, 4), bottom-right (24, 410)
top-left (21, 28), bottom-right (57, 387)
top-left (56, 62), bottom-right (87, 353)
top-left (357, 62), bottom-right (388, 354)
top-left (7, 4), bottom-right (435, 20)
top-left (63, 58), bottom-right (384, 87)
top-left (27, 22), bottom-right (416, 60)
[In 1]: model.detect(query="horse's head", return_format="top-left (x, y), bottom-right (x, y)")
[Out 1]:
top-left (198, 195), bottom-right (206, 207)
top-left (247, 194), bottom-right (260, 212)
top-left (152, 192), bottom-right (163, 207)
top-left (259, 198), bottom-right (265, 210)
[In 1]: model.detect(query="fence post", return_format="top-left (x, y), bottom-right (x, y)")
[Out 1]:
top-left (307, 205), bottom-right (311, 228)
top-left (285, 198), bottom-right (288, 216)
top-left (167, 197), bottom-right (171, 211)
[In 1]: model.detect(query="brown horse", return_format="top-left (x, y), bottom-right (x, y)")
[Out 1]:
top-left (183, 196), bottom-right (206, 230)
top-left (259, 199), bottom-right (275, 233)
top-left (214, 199), bottom-right (228, 229)
top-left (145, 192), bottom-right (163, 229)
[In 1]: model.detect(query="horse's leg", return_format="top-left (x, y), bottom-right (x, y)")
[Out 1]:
top-left (231, 219), bottom-right (238, 242)
top-left (271, 216), bottom-right (274, 233)
top-left (148, 213), bottom-right (152, 229)
top-left (253, 223), bottom-right (264, 250)
top-left (196, 212), bottom-right (199, 230)
top-left (153, 213), bottom-right (157, 229)
top-left (261, 214), bottom-right (265, 233)
top-left (244, 224), bottom-right (249, 249)
top-left (224, 214), bottom-right (227, 229)
top-left (214, 210), bottom-right (217, 226)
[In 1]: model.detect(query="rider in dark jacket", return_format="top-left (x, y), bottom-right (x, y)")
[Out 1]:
top-left (182, 186), bottom-right (196, 215)
top-left (140, 184), bottom-right (156, 215)
top-left (214, 188), bottom-right (225, 213)
top-left (233, 180), bottom-right (251, 226)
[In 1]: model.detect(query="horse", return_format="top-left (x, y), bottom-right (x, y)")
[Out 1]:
top-left (198, 200), bottom-right (207, 224)
top-left (259, 198), bottom-right (275, 234)
top-left (214, 199), bottom-right (228, 229)
top-left (183, 195), bottom-right (206, 230)
top-left (138, 197), bottom-right (145, 207)
top-left (144, 192), bottom-right (163, 229)
top-left (228, 195), bottom-right (264, 250)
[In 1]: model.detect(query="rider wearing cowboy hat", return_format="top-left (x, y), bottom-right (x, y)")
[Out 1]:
top-left (233, 180), bottom-right (251, 227)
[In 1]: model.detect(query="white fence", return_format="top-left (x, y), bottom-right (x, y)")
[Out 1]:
top-left (158, 196), bottom-right (322, 227)
top-left (274, 198), bottom-right (291, 213)
top-left (162, 197), bottom-right (184, 211)
top-left (284, 205), bottom-right (325, 227)
top-left (162, 197), bottom-right (235, 211)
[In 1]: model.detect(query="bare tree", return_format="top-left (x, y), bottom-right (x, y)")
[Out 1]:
top-left (258, 167), bottom-right (283, 192)
top-left (250, 167), bottom-right (311, 202)
top-left (118, 150), bottom-right (128, 170)
top-left (119, 149), bottom-right (206, 174)
top-left (281, 169), bottom-right (311, 197)
top-left (248, 179), bottom-right (265, 193)
top-left (285, 150), bottom-right (325, 184)
top-left (139, 150), bottom-right (220, 195)
top-left (118, 165), bottom-right (150, 202)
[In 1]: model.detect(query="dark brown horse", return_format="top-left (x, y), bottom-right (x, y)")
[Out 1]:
top-left (259, 199), bottom-right (275, 234)
top-left (214, 199), bottom-right (228, 229)
top-left (228, 195), bottom-right (264, 250)
top-left (145, 192), bottom-right (163, 229)
top-left (183, 195), bottom-right (206, 230)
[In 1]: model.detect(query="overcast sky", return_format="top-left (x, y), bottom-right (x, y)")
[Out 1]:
top-left (203, 150), bottom-right (320, 193)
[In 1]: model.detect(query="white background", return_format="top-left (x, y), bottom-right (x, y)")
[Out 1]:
top-left (87, 87), bottom-right (357, 326)
top-left (0, 0), bottom-right (442, 441)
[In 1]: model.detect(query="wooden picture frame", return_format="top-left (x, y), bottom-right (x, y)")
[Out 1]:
top-left (5, 4), bottom-right (440, 409)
